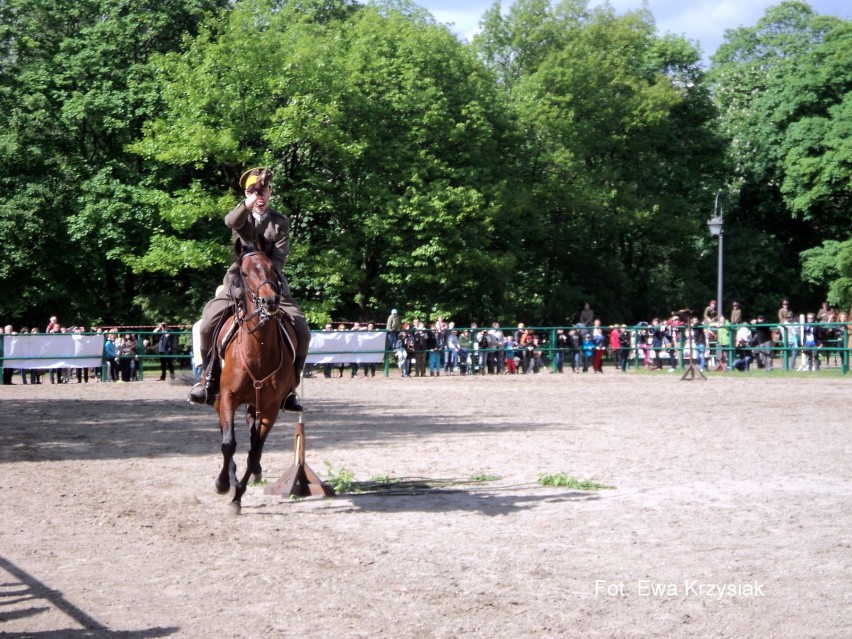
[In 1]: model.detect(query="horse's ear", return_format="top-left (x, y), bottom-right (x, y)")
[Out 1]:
top-left (235, 238), bottom-right (257, 256)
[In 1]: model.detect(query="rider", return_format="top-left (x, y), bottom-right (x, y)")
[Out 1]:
top-left (188, 167), bottom-right (310, 410)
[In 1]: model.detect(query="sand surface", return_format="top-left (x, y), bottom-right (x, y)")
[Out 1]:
top-left (0, 370), bottom-right (849, 638)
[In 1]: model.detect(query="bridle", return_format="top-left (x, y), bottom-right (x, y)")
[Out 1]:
top-left (238, 251), bottom-right (282, 333)
top-left (232, 250), bottom-right (293, 419)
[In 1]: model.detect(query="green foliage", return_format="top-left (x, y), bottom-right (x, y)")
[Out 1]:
top-left (801, 239), bottom-right (852, 310)
top-left (537, 473), bottom-right (614, 491)
top-left (476, 1), bottom-right (725, 320)
top-left (0, 0), bottom-right (846, 329)
top-left (0, 0), bottom-right (228, 327)
top-left (323, 462), bottom-right (357, 494)
top-left (710, 2), bottom-right (851, 312)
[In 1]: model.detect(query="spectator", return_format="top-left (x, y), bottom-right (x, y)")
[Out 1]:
top-left (46, 316), bottom-right (58, 333)
top-left (608, 325), bottom-right (621, 370)
top-left (579, 302), bottom-right (594, 326)
top-left (404, 328), bottom-right (417, 377)
top-left (348, 322), bottom-right (362, 377)
top-left (780, 318), bottom-right (799, 370)
top-left (386, 309), bottom-right (400, 352)
top-left (445, 329), bottom-right (461, 375)
top-left (816, 301), bottom-right (832, 323)
top-left (503, 333), bottom-right (518, 374)
top-left (729, 301), bottom-right (743, 325)
top-left (443, 321), bottom-right (456, 373)
top-left (554, 328), bottom-right (568, 373)
top-left (320, 323), bottom-right (334, 378)
top-left (488, 322), bottom-right (505, 374)
top-left (154, 322), bottom-right (176, 381)
top-left (650, 318), bottom-right (665, 370)
top-left (703, 300), bottom-right (718, 324)
top-left (731, 339), bottom-right (753, 372)
top-left (525, 336), bottom-right (545, 374)
top-left (117, 333), bottom-right (138, 382)
top-left (458, 329), bottom-right (472, 375)
top-left (73, 326), bottom-right (89, 383)
top-left (362, 322), bottom-right (377, 378)
top-left (104, 332), bottom-right (118, 382)
top-left (581, 332), bottom-right (594, 372)
top-left (335, 323), bottom-right (347, 377)
top-left (427, 323), bottom-right (443, 376)
top-left (412, 320), bottom-right (429, 377)
top-left (568, 328), bottom-right (582, 373)
top-left (592, 321), bottom-right (605, 373)
top-left (750, 315), bottom-right (774, 370)
top-left (2, 325), bottom-right (15, 385)
top-left (516, 327), bottom-right (533, 373)
top-left (778, 299), bottom-right (794, 324)
top-left (839, 312), bottom-right (852, 362)
top-left (801, 313), bottom-right (822, 371)
top-left (393, 330), bottom-right (409, 377)
top-left (16, 327), bottom-right (29, 384)
top-left (28, 327), bottom-right (42, 384)
top-left (618, 325), bottom-right (631, 372)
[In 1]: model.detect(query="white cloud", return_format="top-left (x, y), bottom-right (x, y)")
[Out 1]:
top-left (430, 8), bottom-right (486, 40)
top-left (419, 0), bottom-right (852, 63)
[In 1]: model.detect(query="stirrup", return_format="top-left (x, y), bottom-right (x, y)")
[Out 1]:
top-left (282, 392), bottom-right (303, 412)
top-left (187, 381), bottom-right (217, 406)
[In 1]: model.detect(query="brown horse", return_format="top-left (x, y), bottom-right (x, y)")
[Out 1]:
top-left (214, 247), bottom-right (297, 513)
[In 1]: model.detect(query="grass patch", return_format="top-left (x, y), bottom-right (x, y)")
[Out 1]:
top-left (469, 473), bottom-right (501, 483)
top-left (323, 462), bottom-right (358, 494)
top-left (538, 473), bottom-right (614, 491)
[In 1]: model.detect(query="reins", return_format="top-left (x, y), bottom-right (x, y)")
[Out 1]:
top-left (230, 251), bottom-right (294, 424)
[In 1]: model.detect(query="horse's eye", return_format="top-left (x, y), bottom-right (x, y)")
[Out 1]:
top-left (240, 272), bottom-right (248, 278)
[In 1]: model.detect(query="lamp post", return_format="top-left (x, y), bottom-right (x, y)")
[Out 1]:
top-left (707, 191), bottom-right (724, 368)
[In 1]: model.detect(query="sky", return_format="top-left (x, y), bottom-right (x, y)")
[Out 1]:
top-left (414, 0), bottom-right (851, 67)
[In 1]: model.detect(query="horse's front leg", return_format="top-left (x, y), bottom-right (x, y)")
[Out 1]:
top-left (232, 414), bottom-right (274, 509)
top-left (216, 401), bottom-right (238, 496)
top-left (245, 407), bottom-right (262, 483)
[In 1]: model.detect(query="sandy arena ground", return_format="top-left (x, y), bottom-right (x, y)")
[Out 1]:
top-left (0, 369), bottom-right (849, 638)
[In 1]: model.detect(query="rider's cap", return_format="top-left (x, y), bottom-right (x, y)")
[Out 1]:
top-left (240, 167), bottom-right (273, 190)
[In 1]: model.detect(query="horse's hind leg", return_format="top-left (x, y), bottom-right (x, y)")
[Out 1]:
top-left (246, 407), bottom-right (262, 482)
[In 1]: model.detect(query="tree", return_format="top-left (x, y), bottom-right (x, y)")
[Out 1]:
top-left (474, 0), bottom-right (726, 321)
top-left (709, 1), bottom-right (850, 312)
top-left (131, 0), bottom-right (515, 325)
top-left (0, 0), bottom-right (229, 327)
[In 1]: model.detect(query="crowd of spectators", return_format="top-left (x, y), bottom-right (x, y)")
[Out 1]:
top-left (317, 300), bottom-right (852, 378)
top-left (0, 317), bottom-right (182, 385)
top-left (3, 301), bottom-right (852, 384)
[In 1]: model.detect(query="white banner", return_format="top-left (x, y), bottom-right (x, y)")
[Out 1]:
top-left (2, 334), bottom-right (106, 369)
top-left (306, 331), bottom-right (386, 364)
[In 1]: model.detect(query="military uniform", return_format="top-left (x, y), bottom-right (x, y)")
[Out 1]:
top-left (198, 199), bottom-right (310, 362)
top-left (189, 167), bottom-right (309, 407)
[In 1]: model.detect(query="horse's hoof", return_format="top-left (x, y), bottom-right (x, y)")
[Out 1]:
top-left (215, 478), bottom-right (230, 494)
top-left (227, 501), bottom-right (242, 516)
top-left (252, 472), bottom-right (262, 485)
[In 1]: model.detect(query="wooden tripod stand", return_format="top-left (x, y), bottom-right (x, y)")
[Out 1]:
top-left (264, 416), bottom-right (334, 498)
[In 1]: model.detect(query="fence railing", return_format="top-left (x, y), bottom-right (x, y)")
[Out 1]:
top-left (1, 322), bottom-right (849, 380)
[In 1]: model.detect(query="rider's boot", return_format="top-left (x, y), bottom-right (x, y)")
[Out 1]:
top-left (188, 353), bottom-right (220, 406)
top-left (282, 355), bottom-right (305, 412)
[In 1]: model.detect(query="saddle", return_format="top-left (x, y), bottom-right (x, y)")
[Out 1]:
top-left (216, 310), bottom-right (297, 364)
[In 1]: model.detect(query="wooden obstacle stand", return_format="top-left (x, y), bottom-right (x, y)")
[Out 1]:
top-left (265, 418), bottom-right (333, 498)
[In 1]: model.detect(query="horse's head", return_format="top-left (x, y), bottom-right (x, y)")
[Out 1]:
top-left (238, 246), bottom-right (281, 320)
